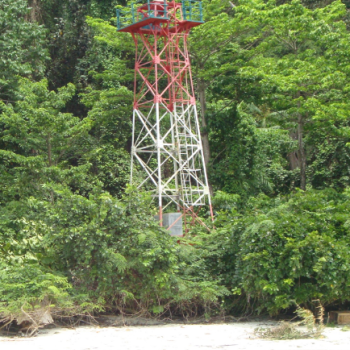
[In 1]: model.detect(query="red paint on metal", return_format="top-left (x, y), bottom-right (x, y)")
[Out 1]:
top-left (123, 2), bottom-right (214, 227)
top-left (209, 204), bottom-right (214, 222)
top-left (128, 6), bottom-right (197, 118)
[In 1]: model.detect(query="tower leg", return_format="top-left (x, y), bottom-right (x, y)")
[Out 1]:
top-left (130, 109), bottom-right (136, 186)
top-left (127, 11), bottom-right (213, 230)
top-left (155, 102), bottom-right (163, 225)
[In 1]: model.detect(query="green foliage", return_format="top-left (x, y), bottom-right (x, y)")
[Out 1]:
top-left (212, 188), bottom-right (350, 314)
top-left (0, 0), bottom-right (48, 99)
top-left (35, 187), bottom-right (179, 305)
top-left (2, 0), bottom-right (350, 326)
top-left (0, 262), bottom-right (72, 317)
top-left (0, 78), bottom-right (91, 203)
top-left (237, 0), bottom-right (350, 189)
top-left (0, 200), bottom-right (76, 328)
top-left (0, 185), bottom-right (227, 324)
top-left (211, 102), bottom-right (295, 196)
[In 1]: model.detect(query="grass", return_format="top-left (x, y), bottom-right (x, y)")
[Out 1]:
top-left (254, 301), bottom-right (325, 340)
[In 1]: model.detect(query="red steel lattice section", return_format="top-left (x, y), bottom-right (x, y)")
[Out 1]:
top-left (119, 1), bottom-right (213, 228)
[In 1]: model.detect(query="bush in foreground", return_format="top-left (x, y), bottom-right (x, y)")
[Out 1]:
top-left (208, 188), bottom-right (350, 314)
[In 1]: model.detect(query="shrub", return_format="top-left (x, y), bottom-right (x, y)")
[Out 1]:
top-left (0, 185), bottom-right (228, 326)
top-left (212, 188), bottom-right (350, 314)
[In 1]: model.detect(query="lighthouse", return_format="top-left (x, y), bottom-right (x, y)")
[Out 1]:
top-left (117, 1), bottom-right (213, 233)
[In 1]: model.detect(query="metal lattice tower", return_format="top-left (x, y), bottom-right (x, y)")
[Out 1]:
top-left (117, 0), bottom-right (213, 227)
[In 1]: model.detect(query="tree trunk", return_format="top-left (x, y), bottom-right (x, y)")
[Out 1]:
top-left (287, 131), bottom-right (300, 171)
top-left (198, 82), bottom-right (210, 167)
top-left (27, 0), bottom-right (42, 23)
top-left (297, 113), bottom-right (306, 190)
top-left (47, 136), bottom-right (52, 167)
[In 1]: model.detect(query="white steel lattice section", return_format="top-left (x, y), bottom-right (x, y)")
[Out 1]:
top-left (126, 3), bottom-right (212, 218)
top-left (131, 102), bottom-right (210, 210)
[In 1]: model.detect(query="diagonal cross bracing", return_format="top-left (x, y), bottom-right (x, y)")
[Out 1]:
top-left (127, 2), bottom-right (213, 224)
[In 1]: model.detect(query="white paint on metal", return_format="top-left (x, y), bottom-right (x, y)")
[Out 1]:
top-left (130, 101), bottom-right (211, 211)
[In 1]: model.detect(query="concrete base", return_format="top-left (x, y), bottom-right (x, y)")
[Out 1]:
top-left (155, 212), bottom-right (183, 236)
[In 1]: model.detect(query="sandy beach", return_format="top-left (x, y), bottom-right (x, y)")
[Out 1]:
top-left (1, 322), bottom-right (350, 350)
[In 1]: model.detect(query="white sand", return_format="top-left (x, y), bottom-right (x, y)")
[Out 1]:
top-left (1, 323), bottom-right (350, 350)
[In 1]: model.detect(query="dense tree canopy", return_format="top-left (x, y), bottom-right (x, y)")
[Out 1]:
top-left (1, 0), bottom-right (350, 328)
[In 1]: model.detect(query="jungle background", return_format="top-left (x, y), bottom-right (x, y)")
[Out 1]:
top-left (1, 0), bottom-right (350, 327)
